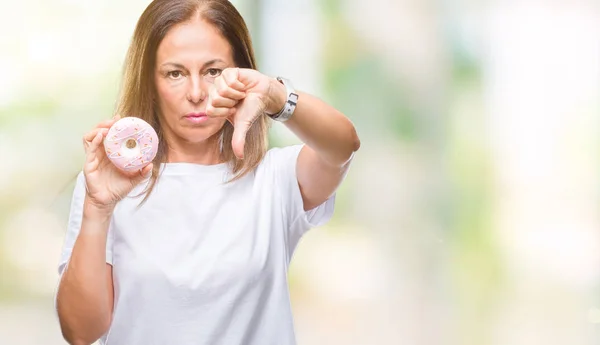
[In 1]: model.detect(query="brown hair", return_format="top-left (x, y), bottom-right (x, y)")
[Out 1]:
top-left (116, 0), bottom-right (269, 203)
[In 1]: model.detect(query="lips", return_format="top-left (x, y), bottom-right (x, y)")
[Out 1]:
top-left (184, 112), bottom-right (209, 124)
top-left (185, 112), bottom-right (207, 119)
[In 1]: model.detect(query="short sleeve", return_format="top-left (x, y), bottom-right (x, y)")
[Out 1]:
top-left (266, 144), bottom-right (337, 245)
top-left (57, 171), bottom-right (114, 276)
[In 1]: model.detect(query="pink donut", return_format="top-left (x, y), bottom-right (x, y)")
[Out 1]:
top-left (104, 117), bottom-right (159, 171)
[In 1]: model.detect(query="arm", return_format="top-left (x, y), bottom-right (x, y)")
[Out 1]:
top-left (55, 118), bottom-right (150, 344)
top-left (56, 198), bottom-right (114, 345)
top-left (206, 68), bottom-right (360, 211)
top-left (269, 81), bottom-right (360, 211)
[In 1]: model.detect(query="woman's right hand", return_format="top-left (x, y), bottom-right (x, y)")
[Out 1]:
top-left (82, 118), bottom-right (153, 211)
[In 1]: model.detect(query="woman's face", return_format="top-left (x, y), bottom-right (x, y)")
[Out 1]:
top-left (154, 18), bottom-right (234, 147)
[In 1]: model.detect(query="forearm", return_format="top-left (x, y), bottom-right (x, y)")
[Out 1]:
top-left (268, 80), bottom-right (360, 166)
top-left (57, 198), bottom-right (113, 344)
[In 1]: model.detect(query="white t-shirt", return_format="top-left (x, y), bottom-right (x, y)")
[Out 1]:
top-left (56, 144), bottom-right (336, 345)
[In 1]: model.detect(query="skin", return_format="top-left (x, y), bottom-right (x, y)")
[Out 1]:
top-left (154, 16), bottom-right (360, 210)
top-left (56, 15), bottom-right (359, 345)
top-left (154, 18), bottom-right (234, 165)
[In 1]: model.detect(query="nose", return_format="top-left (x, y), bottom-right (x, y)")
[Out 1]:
top-left (186, 75), bottom-right (206, 104)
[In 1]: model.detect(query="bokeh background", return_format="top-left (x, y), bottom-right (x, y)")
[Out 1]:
top-left (1, 0), bottom-right (600, 344)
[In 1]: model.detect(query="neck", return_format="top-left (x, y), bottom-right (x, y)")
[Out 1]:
top-left (164, 132), bottom-right (223, 165)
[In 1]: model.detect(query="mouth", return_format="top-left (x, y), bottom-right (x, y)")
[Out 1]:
top-left (184, 112), bottom-right (208, 124)
top-left (185, 112), bottom-right (207, 119)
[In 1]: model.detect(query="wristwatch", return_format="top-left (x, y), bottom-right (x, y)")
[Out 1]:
top-left (267, 77), bottom-right (298, 122)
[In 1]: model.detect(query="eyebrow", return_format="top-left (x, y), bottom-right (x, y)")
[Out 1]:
top-left (160, 59), bottom-right (226, 69)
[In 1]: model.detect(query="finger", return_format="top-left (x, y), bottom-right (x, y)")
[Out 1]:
top-left (84, 132), bottom-right (103, 170)
top-left (83, 127), bottom-right (109, 142)
top-left (222, 67), bottom-right (246, 91)
top-left (83, 128), bottom-right (108, 147)
top-left (85, 154), bottom-right (99, 172)
top-left (140, 163), bottom-right (153, 179)
top-left (206, 104), bottom-right (235, 118)
top-left (210, 96), bottom-right (238, 108)
top-left (215, 76), bottom-right (246, 100)
top-left (88, 130), bottom-right (105, 155)
top-left (82, 121), bottom-right (115, 150)
top-left (209, 84), bottom-right (242, 108)
top-left (96, 118), bottom-right (118, 129)
top-left (126, 163), bottom-right (154, 185)
top-left (235, 68), bottom-right (263, 90)
top-left (209, 86), bottom-right (239, 108)
top-left (206, 87), bottom-right (223, 116)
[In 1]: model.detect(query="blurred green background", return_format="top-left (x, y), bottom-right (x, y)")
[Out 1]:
top-left (1, 0), bottom-right (600, 344)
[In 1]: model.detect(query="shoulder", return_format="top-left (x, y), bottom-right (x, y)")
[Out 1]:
top-left (259, 144), bottom-right (304, 170)
top-left (250, 144), bottom-right (304, 188)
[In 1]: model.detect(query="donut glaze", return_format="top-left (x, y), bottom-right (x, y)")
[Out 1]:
top-left (104, 117), bottom-right (159, 171)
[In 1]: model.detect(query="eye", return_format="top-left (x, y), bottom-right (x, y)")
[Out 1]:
top-left (167, 70), bottom-right (183, 79)
top-left (205, 68), bottom-right (222, 78)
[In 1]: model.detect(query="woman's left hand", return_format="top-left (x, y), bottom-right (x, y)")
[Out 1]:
top-left (206, 67), bottom-right (285, 159)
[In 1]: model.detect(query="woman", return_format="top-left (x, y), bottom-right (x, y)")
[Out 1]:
top-left (55, 0), bottom-right (360, 344)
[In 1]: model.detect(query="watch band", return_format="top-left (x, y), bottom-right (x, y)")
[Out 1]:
top-left (267, 77), bottom-right (298, 122)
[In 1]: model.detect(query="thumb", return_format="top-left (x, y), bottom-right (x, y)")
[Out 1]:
top-left (232, 119), bottom-right (250, 159)
top-left (231, 94), bottom-right (262, 159)
top-left (133, 163), bottom-right (153, 183)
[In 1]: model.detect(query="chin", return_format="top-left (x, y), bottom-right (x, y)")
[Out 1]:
top-left (179, 125), bottom-right (223, 144)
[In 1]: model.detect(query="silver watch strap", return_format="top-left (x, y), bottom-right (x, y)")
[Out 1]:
top-left (268, 77), bottom-right (298, 122)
